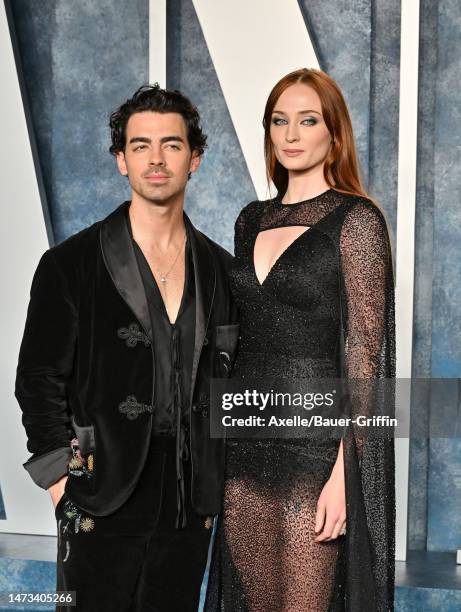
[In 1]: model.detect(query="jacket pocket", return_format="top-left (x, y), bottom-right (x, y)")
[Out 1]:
top-left (214, 323), bottom-right (240, 376)
top-left (71, 416), bottom-right (95, 455)
top-left (68, 416), bottom-right (95, 481)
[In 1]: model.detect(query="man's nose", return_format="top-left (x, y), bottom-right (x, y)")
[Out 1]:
top-left (149, 146), bottom-right (165, 166)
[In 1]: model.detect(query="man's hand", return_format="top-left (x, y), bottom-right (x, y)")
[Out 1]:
top-left (48, 474), bottom-right (69, 509)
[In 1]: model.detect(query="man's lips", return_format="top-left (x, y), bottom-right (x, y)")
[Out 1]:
top-left (145, 174), bottom-right (170, 181)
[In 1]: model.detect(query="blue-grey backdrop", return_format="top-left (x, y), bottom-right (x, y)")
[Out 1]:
top-left (4, 0), bottom-right (461, 557)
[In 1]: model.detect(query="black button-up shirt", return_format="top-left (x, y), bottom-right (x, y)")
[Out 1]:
top-left (135, 246), bottom-right (195, 436)
top-left (126, 211), bottom-right (196, 527)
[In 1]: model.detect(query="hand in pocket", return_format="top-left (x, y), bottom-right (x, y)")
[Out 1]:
top-left (49, 474), bottom-right (69, 509)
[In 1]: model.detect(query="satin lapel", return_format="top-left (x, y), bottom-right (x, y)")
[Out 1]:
top-left (100, 202), bottom-right (152, 341)
top-left (186, 213), bottom-right (216, 404)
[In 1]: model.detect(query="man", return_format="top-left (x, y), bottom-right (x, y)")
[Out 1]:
top-left (15, 84), bottom-right (239, 611)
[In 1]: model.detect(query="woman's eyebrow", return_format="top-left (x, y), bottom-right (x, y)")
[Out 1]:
top-left (272, 109), bottom-right (322, 115)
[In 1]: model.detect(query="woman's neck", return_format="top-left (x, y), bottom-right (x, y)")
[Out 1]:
top-left (282, 167), bottom-right (330, 204)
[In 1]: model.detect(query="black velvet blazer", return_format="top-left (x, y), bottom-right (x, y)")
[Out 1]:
top-left (15, 202), bottom-right (239, 517)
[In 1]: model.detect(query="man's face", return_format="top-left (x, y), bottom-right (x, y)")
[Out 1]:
top-left (116, 111), bottom-right (200, 205)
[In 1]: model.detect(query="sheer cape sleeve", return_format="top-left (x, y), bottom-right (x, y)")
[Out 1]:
top-left (339, 199), bottom-right (396, 611)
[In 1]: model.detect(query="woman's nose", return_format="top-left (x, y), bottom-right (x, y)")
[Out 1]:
top-left (285, 124), bottom-right (300, 142)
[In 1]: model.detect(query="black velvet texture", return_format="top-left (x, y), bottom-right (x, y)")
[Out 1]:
top-left (16, 202), bottom-right (239, 517)
top-left (55, 437), bottom-right (211, 612)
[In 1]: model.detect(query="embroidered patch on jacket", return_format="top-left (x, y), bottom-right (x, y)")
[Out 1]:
top-left (68, 438), bottom-right (94, 479)
top-left (117, 323), bottom-right (151, 348)
top-left (118, 395), bottom-right (153, 420)
top-left (60, 499), bottom-right (95, 535)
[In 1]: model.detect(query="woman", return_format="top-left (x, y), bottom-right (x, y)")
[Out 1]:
top-left (206, 68), bottom-right (395, 611)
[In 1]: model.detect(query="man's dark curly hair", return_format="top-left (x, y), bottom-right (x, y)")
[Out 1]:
top-left (109, 84), bottom-right (207, 156)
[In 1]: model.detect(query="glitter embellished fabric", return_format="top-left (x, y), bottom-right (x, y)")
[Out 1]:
top-left (205, 189), bottom-right (395, 612)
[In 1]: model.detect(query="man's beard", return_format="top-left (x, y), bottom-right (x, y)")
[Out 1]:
top-left (129, 176), bottom-right (183, 206)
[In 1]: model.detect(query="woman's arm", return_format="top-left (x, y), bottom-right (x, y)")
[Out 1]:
top-left (337, 198), bottom-right (396, 607)
top-left (314, 199), bottom-right (395, 545)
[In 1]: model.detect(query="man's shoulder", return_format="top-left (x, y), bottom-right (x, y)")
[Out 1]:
top-left (197, 230), bottom-right (234, 269)
top-left (45, 220), bottom-right (101, 275)
top-left (48, 203), bottom-right (126, 264)
top-left (51, 220), bottom-right (100, 253)
top-left (204, 234), bottom-right (233, 263)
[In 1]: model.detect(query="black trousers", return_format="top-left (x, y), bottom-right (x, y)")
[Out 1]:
top-left (55, 435), bottom-right (212, 612)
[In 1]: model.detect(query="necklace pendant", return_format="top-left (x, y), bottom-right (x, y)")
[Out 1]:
top-left (160, 277), bottom-right (167, 283)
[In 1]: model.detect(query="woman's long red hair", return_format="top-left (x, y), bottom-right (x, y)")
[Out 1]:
top-left (263, 68), bottom-right (370, 200)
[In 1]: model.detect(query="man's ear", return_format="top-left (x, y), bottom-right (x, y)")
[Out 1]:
top-left (115, 151), bottom-right (128, 176)
top-left (189, 150), bottom-right (201, 176)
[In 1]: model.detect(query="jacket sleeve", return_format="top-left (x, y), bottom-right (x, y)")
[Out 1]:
top-left (15, 249), bottom-right (77, 489)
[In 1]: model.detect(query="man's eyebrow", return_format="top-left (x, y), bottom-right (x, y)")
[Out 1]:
top-left (160, 135), bottom-right (185, 144)
top-left (272, 109), bottom-right (322, 116)
top-left (128, 136), bottom-right (151, 144)
top-left (128, 135), bottom-right (186, 145)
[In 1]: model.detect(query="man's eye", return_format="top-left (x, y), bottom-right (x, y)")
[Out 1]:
top-left (134, 145), bottom-right (146, 151)
top-left (166, 144), bottom-right (180, 150)
top-left (271, 117), bottom-right (287, 126)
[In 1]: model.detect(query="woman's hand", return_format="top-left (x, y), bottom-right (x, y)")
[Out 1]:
top-left (314, 440), bottom-right (346, 542)
top-left (48, 474), bottom-right (68, 509)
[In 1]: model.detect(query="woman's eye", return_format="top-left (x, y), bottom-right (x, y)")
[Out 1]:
top-left (271, 117), bottom-right (317, 126)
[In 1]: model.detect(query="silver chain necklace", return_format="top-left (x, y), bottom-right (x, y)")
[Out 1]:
top-left (158, 233), bottom-right (187, 283)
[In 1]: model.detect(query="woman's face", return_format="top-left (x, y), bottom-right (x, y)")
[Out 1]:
top-left (269, 83), bottom-right (332, 173)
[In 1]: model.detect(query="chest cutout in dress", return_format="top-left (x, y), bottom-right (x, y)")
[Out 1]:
top-left (253, 225), bottom-right (310, 285)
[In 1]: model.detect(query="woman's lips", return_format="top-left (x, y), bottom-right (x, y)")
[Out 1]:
top-left (282, 149), bottom-right (304, 157)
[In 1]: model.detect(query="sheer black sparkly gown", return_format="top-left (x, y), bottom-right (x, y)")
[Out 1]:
top-left (205, 189), bottom-right (395, 612)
